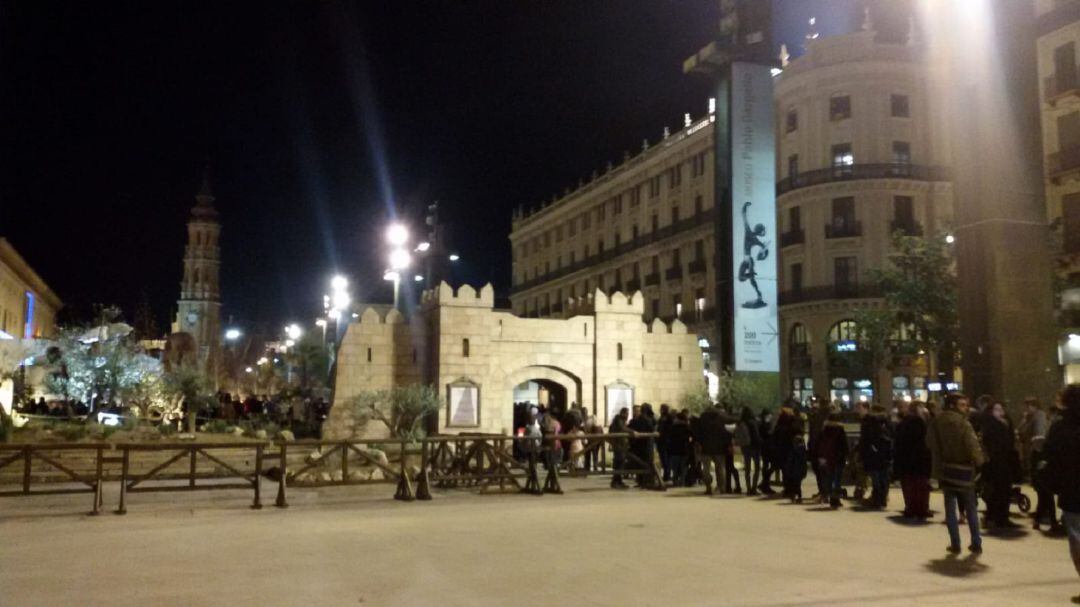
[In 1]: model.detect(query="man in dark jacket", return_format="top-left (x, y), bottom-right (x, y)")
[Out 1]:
top-left (928, 393), bottom-right (986, 555)
top-left (861, 404), bottom-right (894, 509)
top-left (894, 402), bottom-right (932, 518)
top-left (815, 406), bottom-right (849, 509)
top-left (1043, 385), bottom-right (1080, 604)
top-left (694, 404), bottom-right (726, 495)
top-left (608, 408), bottom-right (631, 489)
top-left (657, 404), bottom-right (673, 483)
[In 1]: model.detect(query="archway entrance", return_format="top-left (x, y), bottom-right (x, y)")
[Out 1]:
top-left (512, 379), bottom-right (569, 434)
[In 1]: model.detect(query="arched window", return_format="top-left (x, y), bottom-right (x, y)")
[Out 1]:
top-left (828, 319), bottom-right (859, 343)
top-left (462, 338), bottom-right (470, 358)
top-left (890, 322), bottom-right (917, 343)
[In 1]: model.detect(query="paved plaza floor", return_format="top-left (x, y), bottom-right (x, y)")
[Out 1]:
top-left (1, 478), bottom-right (1075, 606)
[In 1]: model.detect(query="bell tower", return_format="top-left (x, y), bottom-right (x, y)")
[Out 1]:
top-left (174, 166), bottom-right (222, 373)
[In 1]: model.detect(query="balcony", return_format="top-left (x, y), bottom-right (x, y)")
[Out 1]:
top-left (1045, 72), bottom-right (1080, 106)
top-left (688, 258), bottom-right (707, 275)
top-left (644, 273), bottom-right (661, 287)
top-left (825, 221), bottom-right (862, 239)
top-left (776, 164), bottom-right (950, 196)
top-left (665, 267), bottom-right (683, 281)
top-left (890, 220), bottom-right (923, 236)
top-left (780, 229), bottom-right (805, 247)
top-left (551, 302), bottom-right (563, 314)
top-left (1049, 146), bottom-right (1080, 183)
top-left (779, 284), bottom-right (883, 306)
top-left (625, 278), bottom-right (641, 292)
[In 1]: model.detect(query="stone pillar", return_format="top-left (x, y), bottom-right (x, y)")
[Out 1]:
top-left (937, 1), bottom-right (1059, 405)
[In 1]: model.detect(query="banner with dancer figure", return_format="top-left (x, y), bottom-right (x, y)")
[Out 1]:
top-left (730, 62), bottom-right (779, 373)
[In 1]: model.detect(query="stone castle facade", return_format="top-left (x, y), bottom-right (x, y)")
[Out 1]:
top-left (324, 282), bottom-right (704, 439)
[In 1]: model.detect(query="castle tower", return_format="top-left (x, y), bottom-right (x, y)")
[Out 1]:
top-left (174, 167), bottom-right (222, 372)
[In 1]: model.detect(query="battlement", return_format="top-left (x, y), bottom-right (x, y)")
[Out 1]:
top-left (420, 281), bottom-right (495, 308)
top-left (592, 289), bottom-right (644, 314)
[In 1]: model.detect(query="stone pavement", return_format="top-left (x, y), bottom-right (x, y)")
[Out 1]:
top-left (0, 479), bottom-right (1075, 606)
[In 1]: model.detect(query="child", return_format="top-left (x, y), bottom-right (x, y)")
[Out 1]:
top-left (784, 429), bottom-right (809, 503)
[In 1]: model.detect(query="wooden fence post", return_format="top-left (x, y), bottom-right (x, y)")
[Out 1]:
top-left (22, 446), bottom-right (30, 495)
top-left (275, 442), bottom-right (289, 508)
top-left (393, 439), bottom-right (415, 501)
top-left (251, 444), bottom-right (263, 510)
top-left (115, 448), bottom-right (128, 515)
top-left (90, 446), bottom-right (103, 515)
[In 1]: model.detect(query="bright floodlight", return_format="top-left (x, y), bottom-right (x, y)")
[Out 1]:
top-left (414, 274), bottom-right (424, 282)
top-left (224, 328), bottom-right (242, 341)
top-left (332, 290), bottom-right (351, 311)
top-left (315, 319), bottom-right (327, 328)
top-left (245, 367), bottom-right (253, 374)
top-left (449, 253), bottom-right (460, 261)
top-left (328, 309), bottom-right (341, 320)
top-left (331, 275), bottom-right (348, 291)
top-left (387, 223), bottom-right (409, 247)
top-left (389, 248), bottom-right (411, 271)
top-left (285, 323), bottom-right (302, 340)
top-left (945, 234), bottom-right (955, 244)
top-left (416, 242), bottom-right (431, 252)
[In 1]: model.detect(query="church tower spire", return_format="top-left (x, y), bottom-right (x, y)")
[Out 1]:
top-left (174, 164), bottom-right (223, 373)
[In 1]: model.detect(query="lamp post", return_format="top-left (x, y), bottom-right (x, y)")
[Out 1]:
top-left (385, 223), bottom-right (411, 310)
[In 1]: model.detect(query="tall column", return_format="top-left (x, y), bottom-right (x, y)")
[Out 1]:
top-left (934, 1), bottom-right (1058, 405)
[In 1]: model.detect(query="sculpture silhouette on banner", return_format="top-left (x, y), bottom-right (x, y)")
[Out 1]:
top-left (738, 201), bottom-right (770, 309)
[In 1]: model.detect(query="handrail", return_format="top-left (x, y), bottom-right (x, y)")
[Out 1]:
top-left (776, 163), bottom-right (950, 196)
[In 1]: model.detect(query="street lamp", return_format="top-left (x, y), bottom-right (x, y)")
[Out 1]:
top-left (224, 328), bottom-right (242, 341)
top-left (387, 223), bottom-right (409, 247)
top-left (285, 323), bottom-right (302, 341)
top-left (386, 247), bottom-right (412, 310)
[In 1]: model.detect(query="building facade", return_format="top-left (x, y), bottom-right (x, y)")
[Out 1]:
top-left (509, 112), bottom-right (719, 364)
top-left (1037, 0), bottom-right (1080, 382)
top-left (324, 283), bottom-right (703, 439)
top-left (0, 238), bottom-right (62, 340)
top-left (775, 27), bottom-right (954, 405)
top-left (171, 173), bottom-right (222, 374)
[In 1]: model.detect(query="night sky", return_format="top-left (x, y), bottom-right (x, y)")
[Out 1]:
top-left (3, 1), bottom-right (860, 334)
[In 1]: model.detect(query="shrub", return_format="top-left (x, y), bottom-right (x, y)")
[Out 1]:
top-left (158, 423), bottom-right (177, 437)
top-left (57, 424), bottom-right (89, 442)
top-left (204, 419), bottom-right (231, 434)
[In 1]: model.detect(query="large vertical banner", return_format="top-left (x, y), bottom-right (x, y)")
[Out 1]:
top-left (730, 62), bottom-right (779, 372)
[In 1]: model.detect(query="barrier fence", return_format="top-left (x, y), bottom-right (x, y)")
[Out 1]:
top-left (0, 432), bottom-right (662, 514)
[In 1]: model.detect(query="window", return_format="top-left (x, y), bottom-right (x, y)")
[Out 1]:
top-left (613, 196), bottom-right (622, 214)
top-left (788, 206), bottom-right (802, 232)
top-left (1055, 41), bottom-right (1078, 90)
top-left (1058, 111), bottom-right (1080, 152)
top-left (651, 214), bottom-right (659, 232)
top-left (788, 154), bottom-right (799, 179)
top-left (651, 255), bottom-right (660, 274)
top-left (671, 204), bottom-right (680, 223)
top-left (829, 95), bottom-right (851, 120)
top-left (894, 196), bottom-right (915, 230)
top-left (649, 175), bottom-right (662, 197)
top-left (1064, 193), bottom-right (1080, 253)
top-left (831, 143), bottom-right (854, 175)
top-left (668, 165), bottom-right (682, 189)
top-left (367, 347), bottom-right (372, 363)
top-left (691, 151), bottom-right (707, 177)
top-left (673, 294), bottom-right (683, 319)
top-left (694, 195), bottom-right (703, 215)
top-left (462, 338), bottom-right (470, 357)
top-left (671, 247), bottom-right (681, 268)
top-left (694, 289), bottom-right (706, 321)
top-left (630, 186), bottom-right (641, 207)
top-left (614, 268), bottom-right (622, 288)
top-left (694, 239), bottom-right (705, 261)
top-left (570, 251), bottom-right (576, 264)
top-left (790, 262), bottom-right (803, 293)
top-left (544, 261), bottom-right (550, 275)
top-left (584, 244), bottom-right (590, 258)
top-left (582, 213), bottom-right (591, 229)
top-left (632, 224), bottom-right (639, 239)
top-left (555, 226), bottom-right (563, 241)
top-left (597, 238), bottom-right (604, 254)
top-left (891, 94), bottom-right (910, 118)
top-left (617, 343), bottom-right (624, 361)
top-left (892, 141), bottom-right (911, 165)
top-left (831, 197), bottom-right (856, 232)
top-left (543, 232), bottom-right (551, 247)
top-left (651, 299), bottom-right (660, 319)
top-left (786, 108), bottom-right (798, 133)
top-left (790, 323), bottom-right (810, 355)
top-left (834, 257), bottom-right (858, 292)
top-left (568, 219), bottom-right (576, 237)
top-left (614, 231), bottom-right (621, 248)
top-left (597, 205), bottom-right (605, 221)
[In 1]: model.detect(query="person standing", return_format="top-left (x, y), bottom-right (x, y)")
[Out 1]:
top-left (1018, 397), bottom-right (1048, 480)
top-left (667, 411), bottom-right (692, 487)
top-left (758, 408), bottom-right (776, 494)
top-left (657, 404), bottom-right (673, 483)
top-left (694, 404), bottom-right (726, 495)
top-left (1042, 384), bottom-right (1080, 604)
top-left (1033, 404), bottom-right (1063, 533)
top-left (894, 402), bottom-right (932, 519)
top-left (608, 407), bottom-right (631, 489)
top-left (807, 398), bottom-right (831, 501)
top-left (718, 410), bottom-right (742, 494)
top-left (861, 404), bottom-right (894, 510)
top-left (927, 393), bottom-right (986, 555)
top-left (736, 407), bottom-right (762, 495)
top-left (981, 401), bottom-right (1019, 529)
top-left (815, 406), bottom-right (849, 509)
top-left (628, 404), bottom-right (657, 487)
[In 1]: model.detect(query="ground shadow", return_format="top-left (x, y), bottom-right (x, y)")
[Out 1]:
top-left (983, 526), bottom-right (1030, 540)
top-left (924, 553), bottom-right (990, 578)
top-left (886, 514), bottom-right (934, 527)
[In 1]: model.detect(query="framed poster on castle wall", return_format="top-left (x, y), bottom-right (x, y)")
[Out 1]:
top-left (446, 379), bottom-right (480, 428)
top-left (605, 381), bottom-right (634, 425)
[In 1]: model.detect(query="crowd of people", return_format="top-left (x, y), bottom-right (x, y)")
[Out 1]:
top-left (513, 387), bottom-right (1080, 603)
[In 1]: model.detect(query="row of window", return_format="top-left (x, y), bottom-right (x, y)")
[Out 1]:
top-left (788, 320), bottom-right (918, 353)
top-left (523, 236), bottom-right (710, 286)
top-left (782, 195), bottom-right (918, 239)
top-left (784, 93), bottom-right (910, 133)
top-left (522, 284), bottom-right (710, 324)
top-left (517, 151), bottom-right (709, 259)
top-left (784, 141), bottom-right (911, 179)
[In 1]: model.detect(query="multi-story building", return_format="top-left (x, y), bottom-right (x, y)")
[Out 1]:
top-left (1036, 0), bottom-right (1080, 382)
top-left (0, 238), bottom-right (62, 340)
top-left (509, 111), bottom-right (719, 355)
top-left (775, 25), bottom-right (953, 405)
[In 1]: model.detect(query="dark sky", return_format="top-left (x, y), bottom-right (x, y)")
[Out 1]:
top-left (3, 1), bottom-right (859, 334)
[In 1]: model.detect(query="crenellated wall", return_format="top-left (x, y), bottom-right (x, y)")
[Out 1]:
top-left (324, 283), bottom-right (704, 439)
